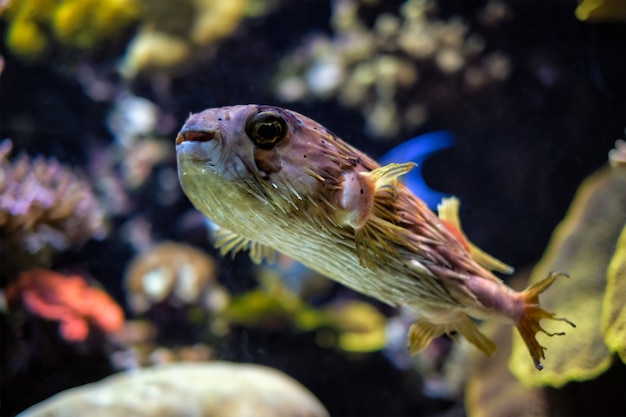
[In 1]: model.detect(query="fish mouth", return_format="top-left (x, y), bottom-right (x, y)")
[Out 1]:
top-left (176, 128), bottom-right (221, 164)
top-left (175, 130), bottom-right (216, 145)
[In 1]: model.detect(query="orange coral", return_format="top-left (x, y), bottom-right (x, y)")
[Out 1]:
top-left (5, 269), bottom-right (124, 342)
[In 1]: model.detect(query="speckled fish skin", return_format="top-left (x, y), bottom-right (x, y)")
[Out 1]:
top-left (175, 104), bottom-right (573, 369)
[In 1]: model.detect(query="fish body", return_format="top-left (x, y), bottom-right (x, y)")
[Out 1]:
top-left (175, 104), bottom-right (573, 369)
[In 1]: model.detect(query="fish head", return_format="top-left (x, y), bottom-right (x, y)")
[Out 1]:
top-left (176, 105), bottom-right (372, 231)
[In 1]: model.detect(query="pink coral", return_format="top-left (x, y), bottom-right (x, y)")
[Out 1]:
top-left (0, 139), bottom-right (108, 272)
top-left (5, 269), bottom-right (125, 342)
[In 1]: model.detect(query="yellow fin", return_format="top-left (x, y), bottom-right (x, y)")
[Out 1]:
top-left (352, 163), bottom-right (415, 269)
top-left (437, 197), bottom-right (514, 274)
top-left (213, 228), bottom-right (276, 265)
top-left (408, 315), bottom-right (497, 356)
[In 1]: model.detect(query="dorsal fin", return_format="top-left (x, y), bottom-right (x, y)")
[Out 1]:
top-left (437, 197), bottom-right (514, 274)
top-left (213, 228), bottom-right (277, 265)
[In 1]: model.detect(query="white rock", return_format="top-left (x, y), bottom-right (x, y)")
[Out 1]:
top-left (18, 362), bottom-right (329, 417)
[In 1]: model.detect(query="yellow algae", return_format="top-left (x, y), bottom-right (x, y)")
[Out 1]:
top-left (190, 0), bottom-right (247, 46)
top-left (119, 31), bottom-right (191, 79)
top-left (602, 223), bottom-right (626, 362)
top-left (224, 280), bottom-right (309, 327)
top-left (222, 270), bottom-right (387, 353)
top-left (575, 0), bottom-right (626, 22)
top-left (53, 0), bottom-right (141, 49)
top-left (3, 0), bottom-right (141, 59)
top-left (331, 301), bottom-right (387, 353)
top-left (119, 0), bottom-right (274, 78)
top-left (509, 165), bottom-right (626, 387)
top-left (6, 17), bottom-right (48, 58)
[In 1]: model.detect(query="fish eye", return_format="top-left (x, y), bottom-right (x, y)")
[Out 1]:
top-left (245, 111), bottom-right (287, 148)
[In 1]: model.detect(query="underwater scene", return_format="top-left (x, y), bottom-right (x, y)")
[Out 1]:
top-left (1, 0), bottom-right (625, 416)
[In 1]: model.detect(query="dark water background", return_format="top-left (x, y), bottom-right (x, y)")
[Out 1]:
top-left (1, 1), bottom-right (624, 416)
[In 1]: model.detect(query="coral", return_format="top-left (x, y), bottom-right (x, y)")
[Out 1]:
top-left (274, 0), bottom-right (511, 138)
top-left (105, 92), bottom-right (174, 190)
top-left (3, 0), bottom-right (141, 59)
top-left (2, 0), bottom-right (275, 76)
top-left (508, 157), bottom-right (626, 387)
top-left (4, 268), bottom-right (125, 342)
top-left (0, 140), bottom-right (108, 273)
top-left (124, 241), bottom-right (228, 314)
top-left (609, 139), bottom-right (626, 168)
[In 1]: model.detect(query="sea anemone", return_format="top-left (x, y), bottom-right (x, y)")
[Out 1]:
top-left (124, 241), bottom-right (227, 314)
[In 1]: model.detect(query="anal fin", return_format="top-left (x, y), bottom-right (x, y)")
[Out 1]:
top-left (408, 315), bottom-right (496, 356)
top-left (213, 228), bottom-right (277, 265)
top-left (408, 318), bottom-right (448, 354)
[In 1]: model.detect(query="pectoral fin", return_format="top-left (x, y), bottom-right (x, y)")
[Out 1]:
top-left (340, 163), bottom-right (415, 269)
top-left (213, 228), bottom-right (276, 264)
top-left (437, 197), bottom-right (514, 274)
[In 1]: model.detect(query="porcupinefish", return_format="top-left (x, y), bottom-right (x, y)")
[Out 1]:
top-left (175, 104), bottom-right (574, 369)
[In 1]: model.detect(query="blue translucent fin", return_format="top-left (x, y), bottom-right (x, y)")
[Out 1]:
top-left (379, 131), bottom-right (455, 210)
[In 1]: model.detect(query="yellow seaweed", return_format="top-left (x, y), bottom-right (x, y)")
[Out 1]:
top-left (509, 164), bottom-right (626, 387)
top-left (602, 224), bottom-right (626, 362)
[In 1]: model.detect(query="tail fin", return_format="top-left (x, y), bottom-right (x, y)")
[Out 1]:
top-left (516, 272), bottom-right (576, 370)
